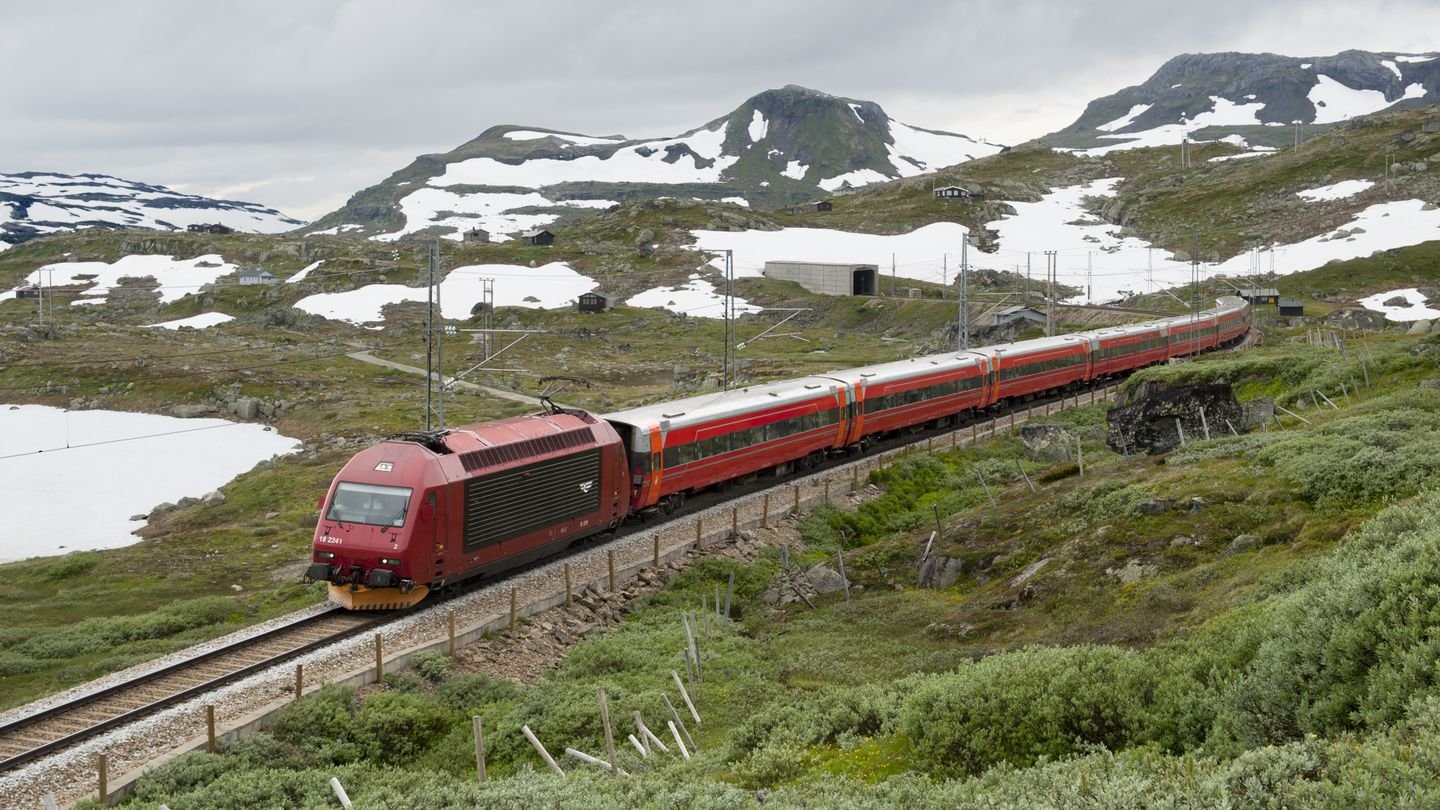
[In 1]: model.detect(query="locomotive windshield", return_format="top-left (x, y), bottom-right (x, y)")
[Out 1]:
top-left (327, 482), bottom-right (413, 527)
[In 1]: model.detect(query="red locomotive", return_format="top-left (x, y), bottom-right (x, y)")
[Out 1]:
top-left (306, 297), bottom-right (1251, 609)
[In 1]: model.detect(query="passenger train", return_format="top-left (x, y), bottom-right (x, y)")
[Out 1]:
top-left (305, 296), bottom-right (1251, 609)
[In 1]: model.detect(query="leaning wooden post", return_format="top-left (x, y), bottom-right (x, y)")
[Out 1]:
top-left (762, 493), bottom-right (770, 527)
top-left (1175, 418), bottom-right (1186, 446)
top-left (1077, 437), bottom-right (1085, 477)
top-left (97, 754), bottom-right (108, 806)
top-left (294, 663), bottom-right (303, 702)
top-left (473, 716), bottom-right (487, 784)
top-left (1226, 419), bottom-right (1239, 436)
top-left (608, 549), bottom-right (618, 591)
top-left (837, 550), bottom-right (851, 602)
top-left (634, 710), bottom-right (652, 757)
top-left (564, 563), bottom-right (573, 608)
top-left (1199, 406), bottom-right (1210, 441)
top-left (599, 687), bottom-right (619, 776)
top-left (329, 777), bottom-right (353, 810)
top-left (521, 724), bottom-right (565, 775)
top-left (975, 468), bottom-right (997, 507)
top-left (374, 633), bottom-right (384, 682)
top-left (447, 612), bottom-right (457, 656)
top-left (1017, 460), bottom-right (1036, 493)
top-left (206, 704), bottom-right (216, 753)
top-left (661, 693), bottom-right (696, 749)
top-left (652, 535), bottom-right (660, 568)
top-left (668, 720), bottom-right (691, 760)
top-left (672, 670), bottom-right (702, 724)
top-left (509, 588), bottom-right (518, 632)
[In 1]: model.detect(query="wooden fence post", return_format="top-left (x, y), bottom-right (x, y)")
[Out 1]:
top-left (634, 710), bottom-right (652, 757)
top-left (672, 670), bottom-right (702, 724)
top-left (329, 778), bottom-right (352, 810)
top-left (762, 493), bottom-right (770, 527)
top-left (1199, 406), bottom-right (1211, 440)
top-left (448, 612), bottom-right (457, 656)
top-left (473, 716), bottom-right (487, 783)
top-left (295, 663), bottom-right (303, 702)
top-left (521, 724), bottom-right (565, 775)
top-left (731, 507), bottom-right (738, 537)
top-left (975, 468), bottom-right (997, 506)
top-left (837, 550), bottom-right (851, 601)
top-left (98, 753), bottom-right (107, 806)
top-left (599, 687), bottom-right (619, 776)
top-left (793, 484), bottom-right (801, 514)
top-left (652, 535), bottom-right (660, 568)
top-left (824, 479), bottom-right (830, 501)
top-left (565, 563), bottom-right (573, 608)
top-left (609, 549), bottom-right (618, 591)
top-left (781, 543), bottom-right (789, 570)
top-left (1017, 460), bottom-right (1036, 493)
top-left (852, 465), bottom-right (859, 492)
top-left (695, 519), bottom-right (703, 551)
top-left (374, 633), bottom-right (383, 682)
top-left (509, 588), bottom-right (518, 632)
top-left (206, 704), bottom-right (216, 753)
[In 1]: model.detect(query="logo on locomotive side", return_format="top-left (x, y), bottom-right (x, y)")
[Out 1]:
top-left (579, 480), bottom-right (595, 494)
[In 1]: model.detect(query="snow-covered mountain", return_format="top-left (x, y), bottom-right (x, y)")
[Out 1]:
top-left (308, 85), bottom-right (1003, 242)
top-left (0, 172), bottom-right (306, 245)
top-left (1044, 49), bottom-right (1440, 154)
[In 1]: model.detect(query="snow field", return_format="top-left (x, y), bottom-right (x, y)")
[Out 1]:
top-left (10, 254), bottom-right (239, 305)
top-left (1296, 180), bottom-right (1375, 201)
top-left (144, 312), bottom-right (235, 329)
top-left (0, 405), bottom-right (301, 561)
top-left (625, 274), bottom-right (761, 319)
top-left (1359, 288), bottom-right (1440, 322)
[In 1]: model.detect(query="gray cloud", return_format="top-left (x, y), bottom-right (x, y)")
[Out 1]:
top-left (4, 0), bottom-right (1437, 219)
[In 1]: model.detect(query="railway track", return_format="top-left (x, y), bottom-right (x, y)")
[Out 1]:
top-left (0, 608), bottom-right (387, 775)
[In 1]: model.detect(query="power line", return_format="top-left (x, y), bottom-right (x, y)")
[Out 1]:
top-left (0, 421), bottom-right (254, 462)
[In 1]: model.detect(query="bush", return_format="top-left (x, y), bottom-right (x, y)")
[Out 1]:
top-left (412, 651), bottom-right (452, 683)
top-left (354, 690), bottom-right (453, 763)
top-left (900, 645), bottom-right (1149, 776)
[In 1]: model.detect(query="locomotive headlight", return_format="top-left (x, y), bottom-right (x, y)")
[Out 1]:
top-left (380, 557), bottom-right (402, 567)
top-left (315, 551), bottom-right (335, 560)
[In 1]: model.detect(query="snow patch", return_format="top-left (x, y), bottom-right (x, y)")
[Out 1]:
top-left (720, 197), bottom-right (749, 207)
top-left (0, 405), bottom-right (300, 561)
top-left (432, 125), bottom-right (737, 186)
top-left (1296, 179), bottom-right (1375, 201)
top-left (1395, 55), bottom-right (1437, 64)
top-left (625, 275), bottom-right (761, 319)
top-left (1077, 96), bottom-right (1267, 155)
top-left (748, 111), bottom-right (768, 142)
top-left (292, 262), bottom-right (596, 325)
top-left (1300, 63), bottom-right (1313, 69)
top-left (1359, 288), bottom-right (1440, 321)
top-left (1381, 59), bottom-right (1402, 79)
top-left (849, 103), bottom-right (866, 123)
top-left (1096, 103), bottom-right (1153, 132)
top-left (782, 161), bottom-right (809, 180)
top-left (885, 119), bottom-right (1003, 177)
top-left (288, 260), bottom-right (323, 283)
top-left (819, 169), bottom-right (891, 192)
top-left (144, 312), bottom-right (234, 329)
top-left (502, 130), bottom-right (624, 146)
top-left (11, 254), bottom-right (238, 306)
top-left (1309, 74), bottom-right (1423, 123)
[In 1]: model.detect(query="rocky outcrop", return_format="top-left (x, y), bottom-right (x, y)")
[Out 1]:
top-left (918, 555), bottom-right (966, 589)
top-left (1019, 424), bottom-right (1076, 462)
top-left (1106, 380), bottom-right (1245, 454)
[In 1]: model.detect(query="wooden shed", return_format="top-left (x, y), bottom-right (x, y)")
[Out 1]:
top-left (1278, 299), bottom-right (1305, 317)
top-left (186, 223), bottom-right (235, 234)
top-left (520, 229), bottom-right (555, 246)
top-left (463, 227), bottom-right (490, 244)
top-left (1238, 287), bottom-right (1280, 306)
top-left (785, 200), bottom-right (833, 214)
top-left (577, 291), bottom-right (611, 312)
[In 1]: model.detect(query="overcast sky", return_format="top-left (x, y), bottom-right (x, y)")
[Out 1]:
top-left (5, 0), bottom-right (1438, 220)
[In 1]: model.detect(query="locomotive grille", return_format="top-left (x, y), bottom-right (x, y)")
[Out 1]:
top-left (458, 427), bottom-right (594, 473)
top-left (462, 448), bottom-right (602, 550)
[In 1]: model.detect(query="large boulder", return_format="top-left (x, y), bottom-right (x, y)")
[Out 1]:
top-left (1018, 424), bottom-right (1076, 462)
top-left (1326, 307), bottom-right (1388, 331)
top-left (1106, 380), bottom-right (1245, 455)
top-left (918, 555), bottom-right (965, 589)
top-left (803, 563), bottom-right (849, 595)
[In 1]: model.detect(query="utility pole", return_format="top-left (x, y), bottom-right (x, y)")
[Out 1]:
top-left (423, 240), bottom-right (445, 431)
top-left (958, 239), bottom-right (969, 351)
top-left (723, 249), bottom-right (736, 390)
top-left (941, 253), bottom-right (947, 299)
top-left (480, 278), bottom-right (495, 361)
top-left (1147, 248), bottom-right (1154, 296)
top-left (1044, 250), bottom-right (1057, 337)
top-left (1086, 251), bottom-right (1092, 305)
top-left (1190, 227), bottom-right (1200, 357)
top-left (891, 252), bottom-right (896, 297)
top-left (1025, 252), bottom-right (1032, 307)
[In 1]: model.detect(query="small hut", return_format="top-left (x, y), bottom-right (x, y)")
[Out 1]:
top-left (577, 291), bottom-right (611, 312)
top-left (520, 229), bottom-right (555, 246)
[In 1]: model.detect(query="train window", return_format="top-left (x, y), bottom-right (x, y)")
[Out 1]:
top-left (327, 482), bottom-right (413, 527)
